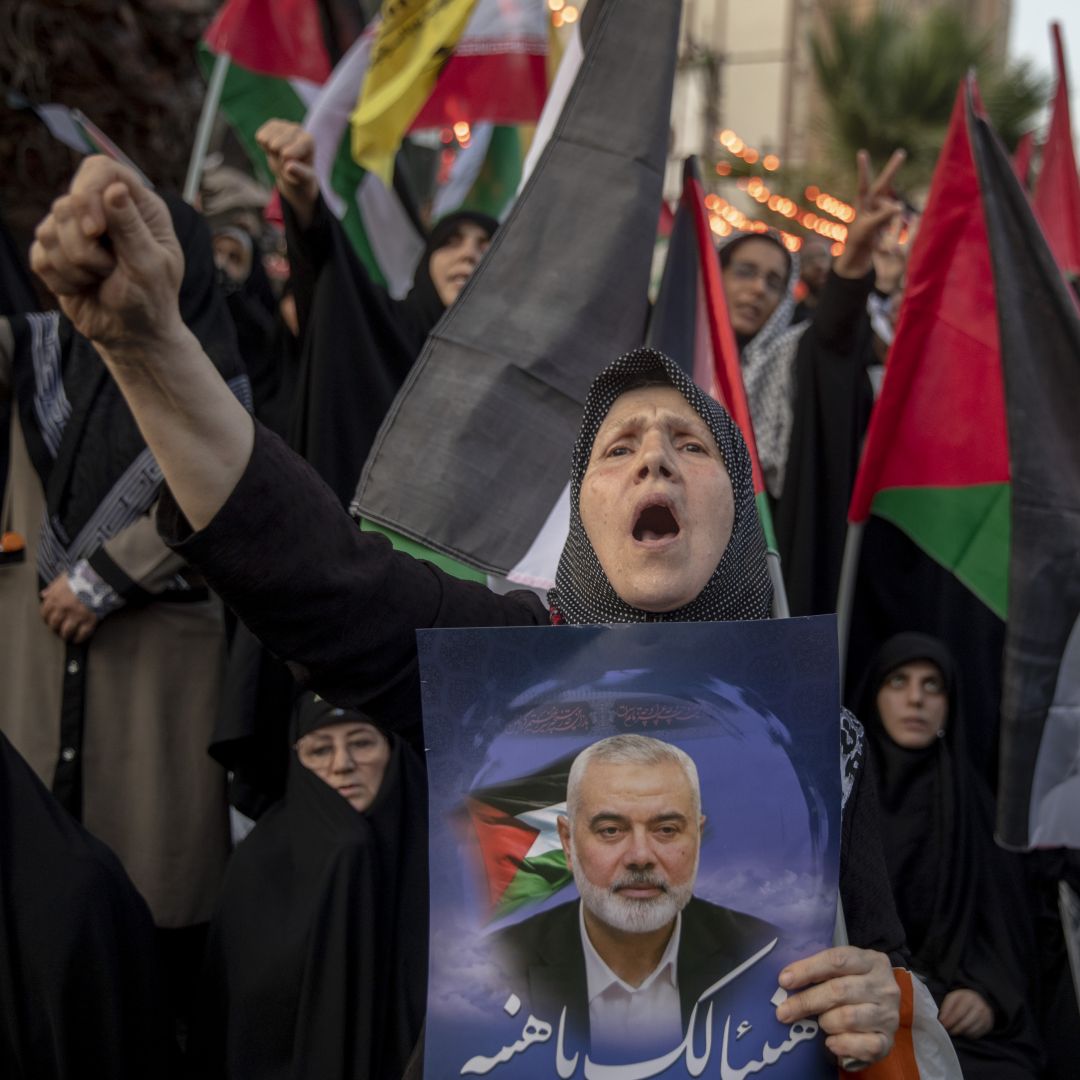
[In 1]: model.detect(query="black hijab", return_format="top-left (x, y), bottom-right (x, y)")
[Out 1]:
top-left (284, 201), bottom-right (496, 508)
top-left (196, 696), bottom-right (428, 1080)
top-left (393, 210), bottom-right (498, 357)
top-left (855, 633), bottom-right (962, 969)
top-left (0, 731), bottom-right (173, 1078)
top-left (547, 346), bottom-right (772, 624)
top-left (855, 634), bottom-right (1043, 1074)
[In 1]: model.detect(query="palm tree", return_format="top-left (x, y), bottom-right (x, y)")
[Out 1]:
top-left (809, 2), bottom-right (1047, 193)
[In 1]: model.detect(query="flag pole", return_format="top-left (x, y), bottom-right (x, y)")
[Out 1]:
top-left (767, 553), bottom-right (790, 619)
top-left (835, 521), bottom-right (865, 689)
top-left (183, 50), bottom-right (231, 204)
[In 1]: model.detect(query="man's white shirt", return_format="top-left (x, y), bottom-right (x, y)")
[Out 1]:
top-left (580, 901), bottom-right (684, 1057)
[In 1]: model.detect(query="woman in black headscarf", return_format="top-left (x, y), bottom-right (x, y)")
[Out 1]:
top-left (194, 694), bottom-right (427, 1080)
top-left (258, 118), bottom-right (496, 506)
top-left (854, 633), bottom-right (1044, 1078)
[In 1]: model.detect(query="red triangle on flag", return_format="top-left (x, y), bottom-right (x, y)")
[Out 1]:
top-left (464, 796), bottom-right (540, 909)
top-left (849, 79), bottom-right (1010, 523)
top-left (203, 0), bottom-right (331, 84)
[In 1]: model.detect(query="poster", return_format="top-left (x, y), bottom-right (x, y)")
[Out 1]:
top-left (419, 617), bottom-right (840, 1079)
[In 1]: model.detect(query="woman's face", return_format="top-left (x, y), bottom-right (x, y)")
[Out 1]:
top-left (875, 661), bottom-right (948, 750)
top-left (295, 721), bottom-right (391, 812)
top-left (721, 238), bottom-right (789, 338)
top-left (428, 222), bottom-right (492, 306)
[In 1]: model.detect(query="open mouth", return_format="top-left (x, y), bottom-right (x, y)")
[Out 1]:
top-left (633, 501), bottom-right (680, 543)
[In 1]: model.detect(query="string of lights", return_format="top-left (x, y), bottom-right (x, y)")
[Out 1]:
top-left (713, 126), bottom-right (856, 252)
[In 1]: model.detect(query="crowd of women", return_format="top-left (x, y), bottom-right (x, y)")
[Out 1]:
top-left (0, 106), bottom-right (1077, 1080)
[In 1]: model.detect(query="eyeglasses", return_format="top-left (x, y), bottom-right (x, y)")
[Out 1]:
top-left (726, 261), bottom-right (787, 297)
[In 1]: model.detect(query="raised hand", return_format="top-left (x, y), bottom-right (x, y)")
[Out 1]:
top-left (255, 119), bottom-right (319, 227)
top-left (835, 149), bottom-right (906, 281)
top-left (775, 945), bottom-right (900, 1068)
top-left (29, 156), bottom-right (184, 357)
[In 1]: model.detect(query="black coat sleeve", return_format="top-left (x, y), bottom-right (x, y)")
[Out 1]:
top-left (158, 423), bottom-right (548, 728)
top-left (839, 725), bottom-right (909, 962)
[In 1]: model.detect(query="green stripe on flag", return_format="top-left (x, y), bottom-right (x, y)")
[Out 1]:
top-left (493, 849), bottom-right (572, 920)
top-left (460, 126), bottom-right (523, 220)
top-left (359, 519), bottom-right (487, 582)
top-left (328, 138), bottom-right (388, 287)
top-left (198, 45), bottom-right (308, 186)
top-left (871, 483), bottom-right (1010, 618)
top-left (756, 490), bottom-right (778, 553)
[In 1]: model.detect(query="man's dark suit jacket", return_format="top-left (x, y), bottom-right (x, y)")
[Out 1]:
top-left (492, 896), bottom-right (779, 1048)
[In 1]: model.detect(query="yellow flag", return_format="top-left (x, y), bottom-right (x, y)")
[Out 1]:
top-left (351, 0), bottom-right (480, 185)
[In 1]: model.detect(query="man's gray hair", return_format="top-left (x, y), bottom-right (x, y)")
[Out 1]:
top-left (565, 734), bottom-right (701, 821)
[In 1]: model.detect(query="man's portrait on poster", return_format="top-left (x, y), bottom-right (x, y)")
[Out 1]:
top-left (417, 619), bottom-right (841, 1080)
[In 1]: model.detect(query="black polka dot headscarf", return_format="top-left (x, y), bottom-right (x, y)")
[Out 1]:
top-left (547, 347), bottom-right (773, 625)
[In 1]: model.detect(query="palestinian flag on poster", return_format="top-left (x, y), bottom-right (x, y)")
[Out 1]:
top-left (967, 82), bottom-right (1080, 850)
top-left (199, 0), bottom-right (331, 186)
top-left (462, 755), bottom-right (575, 920)
top-left (647, 157), bottom-right (779, 555)
top-left (1032, 23), bottom-right (1080, 280)
top-left (353, 0), bottom-right (682, 588)
top-left (847, 82), bottom-right (1010, 621)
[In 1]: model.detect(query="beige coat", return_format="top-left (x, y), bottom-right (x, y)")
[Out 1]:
top-left (1, 323), bottom-right (230, 927)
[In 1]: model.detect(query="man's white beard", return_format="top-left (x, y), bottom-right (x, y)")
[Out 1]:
top-left (570, 838), bottom-right (696, 934)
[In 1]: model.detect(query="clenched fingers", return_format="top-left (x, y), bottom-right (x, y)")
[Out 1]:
top-left (776, 947), bottom-right (899, 1064)
top-left (32, 203), bottom-right (116, 297)
top-left (53, 195), bottom-right (116, 275)
top-left (256, 119), bottom-right (313, 160)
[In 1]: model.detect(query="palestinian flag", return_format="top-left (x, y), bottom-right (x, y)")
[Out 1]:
top-left (1012, 130), bottom-right (1035, 189)
top-left (12, 95), bottom-right (151, 186)
top-left (462, 754), bottom-right (575, 920)
top-left (302, 20), bottom-right (424, 296)
top-left (199, 0), bottom-right (331, 187)
top-left (647, 157), bottom-right (778, 555)
top-left (847, 81), bottom-right (1010, 621)
top-left (1032, 23), bottom-right (1080, 280)
top-left (353, 0), bottom-right (682, 586)
top-left (968, 82), bottom-right (1080, 850)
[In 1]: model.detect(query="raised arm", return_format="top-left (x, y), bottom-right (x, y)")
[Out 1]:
top-left (29, 157), bottom-right (251, 531)
top-left (814, 149), bottom-right (906, 352)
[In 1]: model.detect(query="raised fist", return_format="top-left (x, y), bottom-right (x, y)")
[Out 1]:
top-left (256, 119), bottom-right (319, 226)
top-left (29, 157), bottom-right (184, 355)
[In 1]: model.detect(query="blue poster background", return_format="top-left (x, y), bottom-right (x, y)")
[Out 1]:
top-left (419, 617), bottom-right (840, 1079)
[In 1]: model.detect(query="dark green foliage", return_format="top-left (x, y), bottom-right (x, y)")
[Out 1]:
top-left (810, 2), bottom-right (1047, 191)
